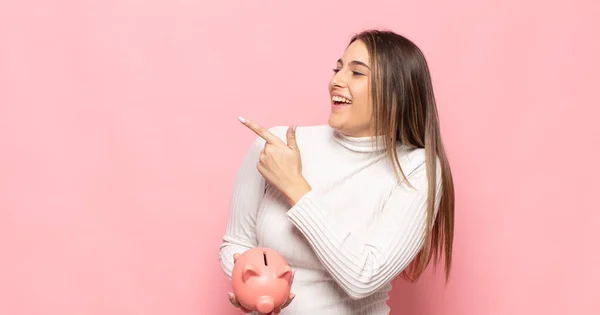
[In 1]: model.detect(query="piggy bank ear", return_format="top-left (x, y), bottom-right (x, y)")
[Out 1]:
top-left (233, 253), bottom-right (241, 263)
top-left (277, 266), bottom-right (293, 283)
top-left (242, 264), bottom-right (259, 283)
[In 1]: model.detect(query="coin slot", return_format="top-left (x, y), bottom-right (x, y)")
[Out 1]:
top-left (263, 252), bottom-right (268, 266)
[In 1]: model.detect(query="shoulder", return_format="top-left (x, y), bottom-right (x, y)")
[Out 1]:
top-left (394, 145), bottom-right (442, 183)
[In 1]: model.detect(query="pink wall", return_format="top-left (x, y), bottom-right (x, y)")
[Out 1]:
top-left (1, 1), bottom-right (599, 314)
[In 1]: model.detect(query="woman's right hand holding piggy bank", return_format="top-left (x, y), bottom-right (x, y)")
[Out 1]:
top-left (228, 248), bottom-right (296, 314)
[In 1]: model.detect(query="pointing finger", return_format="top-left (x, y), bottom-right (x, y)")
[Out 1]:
top-left (238, 116), bottom-right (282, 145)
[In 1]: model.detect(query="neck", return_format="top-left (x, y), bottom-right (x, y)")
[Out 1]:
top-left (330, 128), bottom-right (386, 153)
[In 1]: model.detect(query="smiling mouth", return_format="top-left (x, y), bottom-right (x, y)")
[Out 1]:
top-left (332, 95), bottom-right (352, 105)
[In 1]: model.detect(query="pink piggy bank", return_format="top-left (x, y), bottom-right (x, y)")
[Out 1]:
top-left (230, 248), bottom-right (294, 314)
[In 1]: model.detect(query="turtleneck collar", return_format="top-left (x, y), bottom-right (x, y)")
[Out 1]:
top-left (330, 128), bottom-right (387, 153)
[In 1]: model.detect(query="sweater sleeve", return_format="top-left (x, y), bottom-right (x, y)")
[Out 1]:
top-left (286, 160), bottom-right (443, 299)
top-left (218, 136), bottom-right (267, 279)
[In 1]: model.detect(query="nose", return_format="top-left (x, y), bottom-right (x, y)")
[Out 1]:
top-left (330, 71), bottom-right (346, 89)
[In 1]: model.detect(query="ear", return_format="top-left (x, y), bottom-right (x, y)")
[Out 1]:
top-left (233, 253), bottom-right (240, 263)
top-left (242, 264), bottom-right (259, 283)
top-left (277, 266), bottom-right (293, 283)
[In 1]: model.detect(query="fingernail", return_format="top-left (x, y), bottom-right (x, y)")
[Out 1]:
top-left (237, 116), bottom-right (246, 123)
top-left (293, 124), bottom-right (297, 131)
top-left (228, 292), bottom-right (234, 300)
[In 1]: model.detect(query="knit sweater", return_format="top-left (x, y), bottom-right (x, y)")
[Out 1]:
top-left (218, 124), bottom-right (442, 315)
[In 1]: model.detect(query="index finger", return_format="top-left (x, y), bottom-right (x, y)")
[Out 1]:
top-left (238, 116), bottom-right (281, 144)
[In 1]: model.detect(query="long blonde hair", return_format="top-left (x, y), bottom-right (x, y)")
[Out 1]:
top-left (351, 30), bottom-right (455, 282)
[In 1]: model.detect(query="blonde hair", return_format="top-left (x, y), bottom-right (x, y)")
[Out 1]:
top-left (351, 30), bottom-right (455, 282)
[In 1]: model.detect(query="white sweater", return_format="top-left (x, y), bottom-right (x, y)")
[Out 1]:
top-left (218, 124), bottom-right (442, 315)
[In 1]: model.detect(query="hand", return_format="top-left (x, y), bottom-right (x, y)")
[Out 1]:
top-left (228, 292), bottom-right (253, 313)
top-left (238, 116), bottom-right (311, 206)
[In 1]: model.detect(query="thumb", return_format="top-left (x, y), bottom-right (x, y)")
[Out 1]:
top-left (228, 292), bottom-right (240, 308)
top-left (286, 125), bottom-right (298, 150)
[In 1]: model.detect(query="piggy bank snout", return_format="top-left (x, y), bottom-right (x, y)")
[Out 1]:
top-left (256, 296), bottom-right (274, 314)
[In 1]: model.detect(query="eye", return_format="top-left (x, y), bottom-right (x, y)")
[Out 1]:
top-left (332, 68), bottom-right (340, 73)
top-left (352, 71), bottom-right (364, 76)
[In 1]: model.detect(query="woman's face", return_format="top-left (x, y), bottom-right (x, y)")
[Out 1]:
top-left (328, 40), bottom-right (374, 137)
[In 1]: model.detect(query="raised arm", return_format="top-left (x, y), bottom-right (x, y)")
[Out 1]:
top-left (218, 136), bottom-right (267, 279)
top-left (286, 158), bottom-right (443, 299)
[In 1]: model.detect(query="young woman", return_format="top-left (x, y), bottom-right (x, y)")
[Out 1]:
top-left (218, 29), bottom-right (455, 315)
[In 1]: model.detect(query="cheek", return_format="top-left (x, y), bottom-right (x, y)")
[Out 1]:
top-left (354, 81), bottom-right (372, 114)
top-left (357, 79), bottom-right (370, 100)
top-left (355, 101), bottom-right (373, 122)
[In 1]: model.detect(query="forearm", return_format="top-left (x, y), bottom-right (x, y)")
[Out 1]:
top-left (285, 163), bottom-right (440, 299)
top-left (219, 238), bottom-right (253, 279)
top-left (282, 176), bottom-right (312, 207)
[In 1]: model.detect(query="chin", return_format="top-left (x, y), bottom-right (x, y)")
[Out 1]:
top-left (327, 114), bottom-right (344, 130)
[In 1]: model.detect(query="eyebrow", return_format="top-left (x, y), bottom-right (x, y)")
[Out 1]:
top-left (337, 58), bottom-right (371, 69)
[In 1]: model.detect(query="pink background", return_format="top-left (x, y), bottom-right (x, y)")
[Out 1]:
top-left (1, 0), bottom-right (599, 314)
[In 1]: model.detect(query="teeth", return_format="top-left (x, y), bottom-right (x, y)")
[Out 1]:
top-left (332, 95), bottom-right (352, 104)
